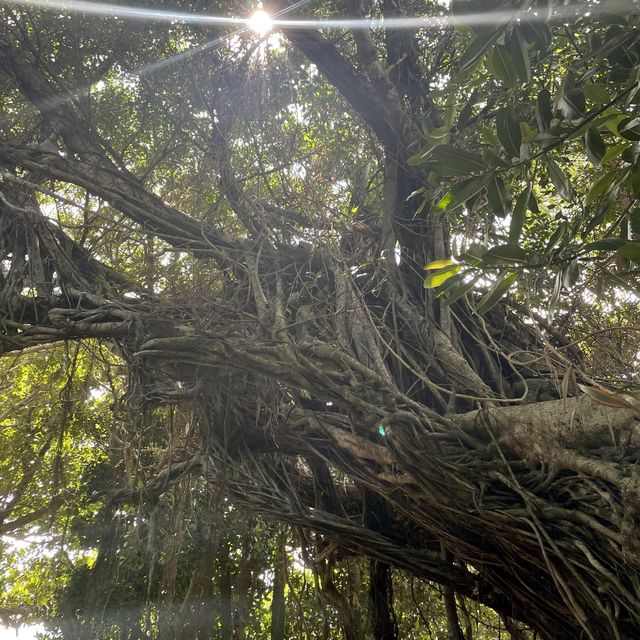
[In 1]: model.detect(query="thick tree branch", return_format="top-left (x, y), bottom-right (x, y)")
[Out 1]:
top-left (284, 28), bottom-right (415, 153)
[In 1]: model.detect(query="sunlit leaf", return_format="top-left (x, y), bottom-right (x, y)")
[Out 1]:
top-left (424, 258), bottom-right (457, 270)
top-left (423, 264), bottom-right (461, 288)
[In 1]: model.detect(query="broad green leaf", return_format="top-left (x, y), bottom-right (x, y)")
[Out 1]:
top-left (520, 20), bottom-right (551, 51)
top-left (602, 142), bottom-right (629, 163)
top-left (562, 259), bottom-right (581, 289)
top-left (423, 264), bottom-right (461, 288)
top-left (497, 107), bottom-right (522, 157)
top-left (548, 270), bottom-right (562, 321)
top-left (481, 149), bottom-right (509, 168)
top-left (618, 242), bottom-right (640, 264)
top-left (509, 185), bottom-right (531, 244)
top-left (603, 112), bottom-right (628, 135)
top-left (545, 157), bottom-right (574, 200)
top-left (583, 83), bottom-right (612, 104)
top-left (585, 170), bottom-right (622, 207)
top-left (457, 242), bottom-right (487, 266)
top-left (424, 258), bottom-right (457, 270)
top-left (582, 237), bottom-right (626, 252)
top-left (520, 121), bottom-right (537, 143)
top-left (617, 117), bottom-right (640, 141)
top-left (507, 26), bottom-right (532, 82)
top-left (476, 271), bottom-right (518, 314)
top-left (557, 87), bottom-right (586, 119)
top-left (621, 146), bottom-right (640, 164)
top-left (432, 145), bottom-right (486, 175)
top-left (629, 158), bottom-right (640, 197)
top-left (486, 177), bottom-right (512, 217)
top-left (585, 127), bottom-right (606, 165)
top-left (436, 172), bottom-right (495, 211)
top-left (536, 89), bottom-right (553, 132)
top-left (483, 244), bottom-right (527, 264)
top-left (458, 30), bottom-right (501, 73)
top-left (491, 45), bottom-right (520, 87)
top-left (545, 221), bottom-right (568, 252)
top-left (442, 274), bottom-right (481, 306)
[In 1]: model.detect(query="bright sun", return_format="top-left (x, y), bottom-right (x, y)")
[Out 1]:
top-left (248, 8), bottom-right (272, 35)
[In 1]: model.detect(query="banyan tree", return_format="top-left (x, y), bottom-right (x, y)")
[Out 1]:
top-left (1, 0), bottom-right (640, 638)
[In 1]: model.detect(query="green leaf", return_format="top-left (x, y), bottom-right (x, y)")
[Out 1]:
top-left (545, 157), bottom-right (574, 201)
top-left (481, 149), bottom-right (509, 168)
top-left (483, 244), bottom-right (527, 265)
top-left (585, 127), bottom-right (606, 165)
top-left (457, 243), bottom-right (487, 266)
top-left (509, 185), bottom-right (531, 244)
top-left (497, 107), bottom-right (522, 157)
top-left (486, 177), bottom-right (512, 217)
top-left (491, 45), bottom-right (520, 87)
top-left (602, 142), bottom-right (629, 163)
top-left (458, 30), bottom-right (501, 73)
top-left (562, 259), bottom-right (581, 289)
top-left (520, 20), bottom-right (551, 51)
top-left (548, 270), bottom-right (562, 321)
top-left (423, 264), bottom-right (461, 288)
top-left (630, 208), bottom-right (640, 235)
top-left (583, 83), bottom-right (612, 104)
top-left (582, 237), bottom-right (626, 252)
top-left (506, 27), bottom-right (531, 82)
top-left (617, 117), bottom-right (640, 141)
top-left (618, 242), bottom-right (640, 264)
top-left (545, 221), bottom-right (568, 252)
top-left (476, 271), bottom-right (518, 314)
top-left (442, 274), bottom-right (481, 306)
top-left (628, 158), bottom-right (640, 197)
top-left (431, 145), bottom-right (486, 175)
top-left (457, 94), bottom-right (476, 129)
top-left (603, 112), bottom-right (628, 135)
top-left (585, 170), bottom-right (622, 207)
top-left (557, 87), bottom-right (586, 119)
top-left (436, 172), bottom-right (495, 211)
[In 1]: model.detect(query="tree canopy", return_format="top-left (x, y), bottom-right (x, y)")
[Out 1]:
top-left (1, 0), bottom-right (640, 638)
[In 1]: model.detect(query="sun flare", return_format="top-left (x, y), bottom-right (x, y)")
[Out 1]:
top-left (248, 8), bottom-right (272, 35)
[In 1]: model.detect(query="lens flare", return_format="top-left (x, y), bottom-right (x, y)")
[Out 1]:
top-left (248, 9), bottom-right (272, 35)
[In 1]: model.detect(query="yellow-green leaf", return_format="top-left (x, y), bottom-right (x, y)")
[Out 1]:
top-left (424, 259), bottom-right (457, 270)
top-left (423, 264), bottom-right (461, 289)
